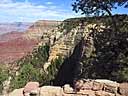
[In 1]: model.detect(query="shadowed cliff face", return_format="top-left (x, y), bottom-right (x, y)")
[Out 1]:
top-left (51, 15), bottom-right (128, 86)
top-left (53, 38), bottom-right (86, 86)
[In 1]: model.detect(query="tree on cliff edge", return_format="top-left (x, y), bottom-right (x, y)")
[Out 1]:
top-left (72, 0), bottom-right (128, 31)
top-left (72, 0), bottom-right (128, 16)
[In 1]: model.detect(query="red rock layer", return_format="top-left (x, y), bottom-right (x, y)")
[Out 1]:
top-left (0, 32), bottom-right (39, 64)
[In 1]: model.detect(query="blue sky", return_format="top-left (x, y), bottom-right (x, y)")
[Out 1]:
top-left (0, 0), bottom-right (127, 22)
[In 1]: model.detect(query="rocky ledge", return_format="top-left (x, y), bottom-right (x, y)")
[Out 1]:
top-left (7, 79), bottom-right (128, 96)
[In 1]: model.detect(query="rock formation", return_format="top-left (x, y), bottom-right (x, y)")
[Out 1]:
top-left (0, 15), bottom-right (128, 96)
top-left (8, 79), bottom-right (128, 96)
top-left (0, 20), bottom-right (61, 64)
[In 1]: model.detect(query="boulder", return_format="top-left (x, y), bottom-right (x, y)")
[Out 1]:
top-left (78, 90), bottom-right (95, 96)
top-left (119, 83), bottom-right (128, 96)
top-left (81, 80), bottom-right (93, 90)
top-left (74, 80), bottom-right (84, 91)
top-left (23, 92), bottom-right (30, 96)
top-left (8, 79), bottom-right (122, 96)
top-left (95, 91), bottom-right (115, 96)
top-left (95, 79), bottom-right (119, 94)
top-left (63, 84), bottom-right (74, 94)
top-left (40, 86), bottom-right (63, 96)
top-left (62, 94), bottom-right (78, 96)
top-left (92, 81), bottom-right (104, 91)
top-left (9, 88), bottom-right (24, 96)
top-left (103, 83), bottom-right (119, 94)
top-left (23, 82), bottom-right (40, 96)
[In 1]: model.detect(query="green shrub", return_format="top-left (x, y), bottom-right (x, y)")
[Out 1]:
top-left (11, 64), bottom-right (40, 89)
top-left (0, 68), bottom-right (8, 94)
top-left (46, 55), bottom-right (63, 85)
top-left (10, 44), bottom-right (50, 90)
top-left (80, 29), bottom-right (128, 82)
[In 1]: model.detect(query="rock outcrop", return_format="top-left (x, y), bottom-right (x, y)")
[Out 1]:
top-left (23, 82), bottom-right (40, 96)
top-left (24, 20), bottom-right (62, 40)
top-left (8, 80), bottom-right (128, 96)
top-left (9, 88), bottom-right (24, 96)
top-left (119, 83), bottom-right (128, 96)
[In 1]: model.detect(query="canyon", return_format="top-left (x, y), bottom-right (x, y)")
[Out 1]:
top-left (0, 20), bottom-right (61, 64)
top-left (0, 15), bottom-right (128, 96)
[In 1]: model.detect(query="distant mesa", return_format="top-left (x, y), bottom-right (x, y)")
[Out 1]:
top-left (0, 20), bottom-right (61, 64)
top-left (0, 22), bottom-right (32, 35)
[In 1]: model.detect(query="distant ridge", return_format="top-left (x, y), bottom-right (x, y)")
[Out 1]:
top-left (0, 20), bottom-right (61, 64)
top-left (0, 22), bottom-right (32, 35)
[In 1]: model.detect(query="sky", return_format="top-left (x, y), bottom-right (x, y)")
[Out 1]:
top-left (0, 0), bottom-right (127, 23)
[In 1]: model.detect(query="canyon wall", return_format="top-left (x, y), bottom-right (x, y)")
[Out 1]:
top-left (0, 15), bottom-right (128, 95)
top-left (0, 20), bottom-right (61, 64)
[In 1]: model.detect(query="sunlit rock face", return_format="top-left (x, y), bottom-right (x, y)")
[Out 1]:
top-left (24, 20), bottom-right (62, 39)
top-left (0, 32), bottom-right (39, 64)
top-left (0, 20), bottom-right (61, 64)
top-left (8, 80), bottom-right (124, 96)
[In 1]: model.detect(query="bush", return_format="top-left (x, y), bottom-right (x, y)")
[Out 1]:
top-left (11, 64), bottom-right (41, 89)
top-left (46, 56), bottom-right (63, 85)
top-left (80, 29), bottom-right (128, 82)
top-left (10, 44), bottom-right (50, 90)
top-left (0, 68), bottom-right (8, 94)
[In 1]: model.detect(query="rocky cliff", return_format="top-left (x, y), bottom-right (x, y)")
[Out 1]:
top-left (0, 20), bottom-right (61, 64)
top-left (24, 20), bottom-right (62, 40)
top-left (0, 15), bottom-right (128, 95)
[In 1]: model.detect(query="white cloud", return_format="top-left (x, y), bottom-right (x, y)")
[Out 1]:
top-left (0, 0), bottom-right (13, 4)
top-left (45, 2), bottom-right (53, 5)
top-left (0, 0), bottom-right (81, 22)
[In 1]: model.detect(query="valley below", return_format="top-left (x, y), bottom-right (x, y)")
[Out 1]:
top-left (0, 15), bottom-right (128, 96)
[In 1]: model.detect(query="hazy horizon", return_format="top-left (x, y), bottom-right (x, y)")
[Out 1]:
top-left (0, 0), bottom-right (127, 23)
